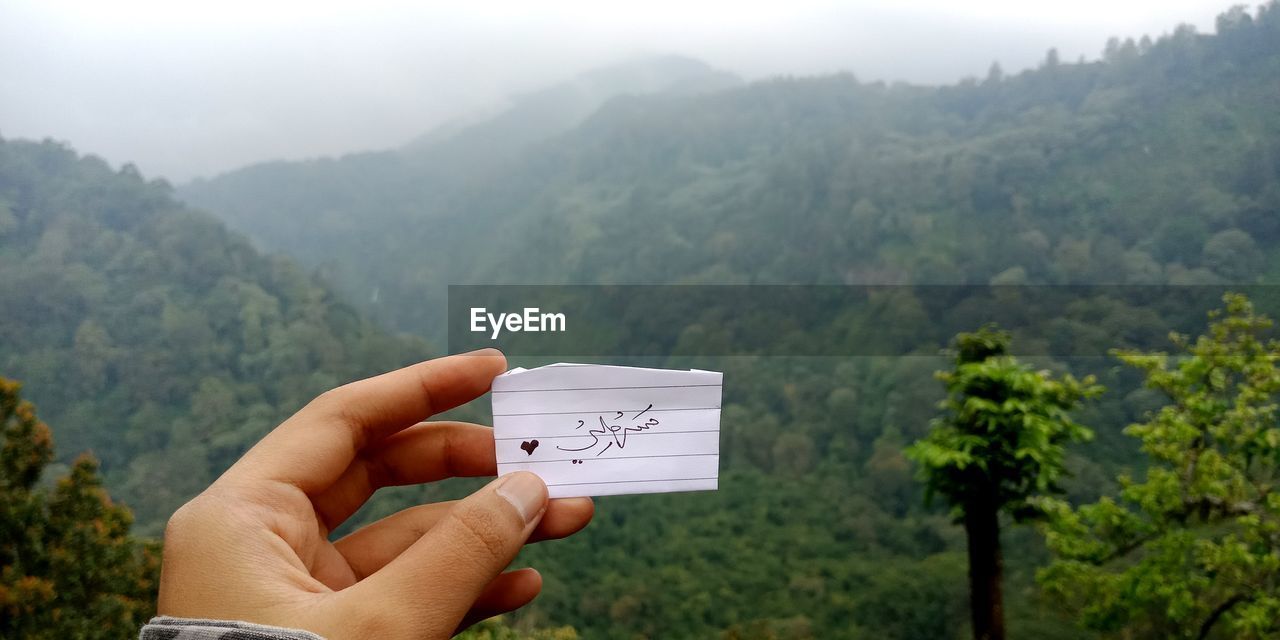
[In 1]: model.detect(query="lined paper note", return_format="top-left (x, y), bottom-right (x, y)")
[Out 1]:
top-left (491, 363), bottom-right (723, 498)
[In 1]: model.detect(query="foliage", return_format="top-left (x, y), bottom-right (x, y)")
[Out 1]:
top-left (0, 377), bottom-right (159, 638)
top-left (1040, 294), bottom-right (1280, 639)
top-left (0, 138), bottom-right (431, 532)
top-left (908, 327), bottom-right (1103, 523)
top-left (182, 3), bottom-right (1280, 339)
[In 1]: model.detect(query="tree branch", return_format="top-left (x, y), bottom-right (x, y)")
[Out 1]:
top-left (1095, 531), bottom-right (1160, 564)
top-left (1196, 594), bottom-right (1248, 640)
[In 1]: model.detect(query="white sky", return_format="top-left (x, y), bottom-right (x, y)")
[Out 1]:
top-left (0, 0), bottom-right (1233, 182)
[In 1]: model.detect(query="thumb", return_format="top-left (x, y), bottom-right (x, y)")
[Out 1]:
top-left (346, 472), bottom-right (548, 635)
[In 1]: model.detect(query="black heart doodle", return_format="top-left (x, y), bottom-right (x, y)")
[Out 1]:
top-left (520, 439), bottom-right (539, 455)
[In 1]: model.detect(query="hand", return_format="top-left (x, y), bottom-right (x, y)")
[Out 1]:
top-left (156, 349), bottom-right (594, 638)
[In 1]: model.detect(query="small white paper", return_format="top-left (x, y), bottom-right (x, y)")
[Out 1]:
top-left (491, 363), bottom-right (723, 498)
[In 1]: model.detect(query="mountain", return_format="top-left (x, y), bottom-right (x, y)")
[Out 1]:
top-left (178, 56), bottom-right (740, 329)
top-left (405, 55), bottom-right (742, 153)
top-left (181, 10), bottom-right (1280, 341)
top-left (0, 138), bottom-right (430, 533)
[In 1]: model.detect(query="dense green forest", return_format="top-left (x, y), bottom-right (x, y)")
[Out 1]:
top-left (183, 5), bottom-right (1280, 338)
top-left (3, 3), bottom-right (1280, 638)
top-left (0, 139), bottom-right (432, 532)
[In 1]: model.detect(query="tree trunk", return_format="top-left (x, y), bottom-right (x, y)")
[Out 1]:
top-left (964, 501), bottom-right (1005, 640)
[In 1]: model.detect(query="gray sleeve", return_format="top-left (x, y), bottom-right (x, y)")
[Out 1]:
top-left (139, 616), bottom-right (327, 640)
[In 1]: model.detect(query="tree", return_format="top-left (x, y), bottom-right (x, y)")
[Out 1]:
top-left (984, 62), bottom-right (1004, 85)
top-left (1043, 48), bottom-right (1061, 68)
top-left (0, 377), bottom-right (159, 639)
top-left (907, 327), bottom-right (1101, 640)
top-left (1039, 294), bottom-right (1280, 639)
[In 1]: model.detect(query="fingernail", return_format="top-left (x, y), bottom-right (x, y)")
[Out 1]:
top-left (496, 472), bottom-right (547, 523)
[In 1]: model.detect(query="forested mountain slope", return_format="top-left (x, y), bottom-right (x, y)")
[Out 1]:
top-left (0, 138), bottom-right (429, 531)
top-left (182, 6), bottom-right (1280, 338)
top-left (180, 55), bottom-right (740, 332)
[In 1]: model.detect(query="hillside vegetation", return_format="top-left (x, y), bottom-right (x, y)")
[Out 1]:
top-left (0, 139), bottom-right (430, 531)
top-left (183, 6), bottom-right (1280, 337)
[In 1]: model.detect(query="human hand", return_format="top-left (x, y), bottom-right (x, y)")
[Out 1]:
top-left (156, 349), bottom-right (594, 638)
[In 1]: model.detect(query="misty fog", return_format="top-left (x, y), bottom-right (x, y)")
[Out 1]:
top-left (0, 0), bottom-right (1230, 182)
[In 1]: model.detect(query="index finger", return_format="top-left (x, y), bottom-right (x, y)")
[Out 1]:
top-left (224, 349), bottom-right (507, 493)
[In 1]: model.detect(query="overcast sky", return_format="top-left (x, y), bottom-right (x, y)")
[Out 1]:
top-left (0, 0), bottom-right (1233, 182)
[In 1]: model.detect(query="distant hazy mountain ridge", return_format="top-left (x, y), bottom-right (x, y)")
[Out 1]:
top-left (179, 55), bottom-right (742, 331)
top-left (404, 55), bottom-right (742, 153)
top-left (181, 13), bottom-right (1280, 339)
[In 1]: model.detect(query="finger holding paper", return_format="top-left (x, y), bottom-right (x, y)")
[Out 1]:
top-left (157, 350), bottom-right (599, 640)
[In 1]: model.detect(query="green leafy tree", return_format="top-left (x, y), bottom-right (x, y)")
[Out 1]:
top-left (0, 377), bottom-right (159, 639)
top-left (907, 327), bottom-right (1101, 640)
top-left (1040, 294), bottom-right (1280, 639)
